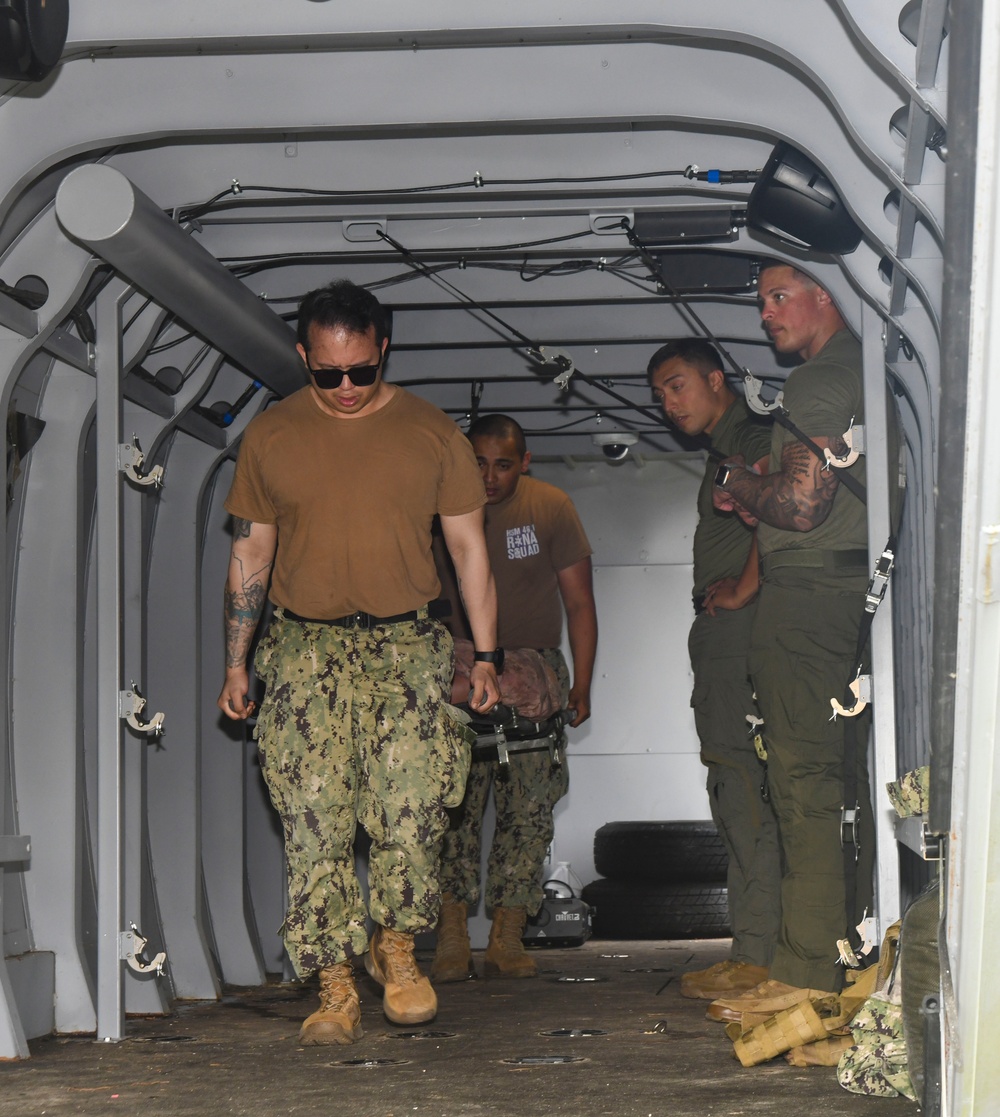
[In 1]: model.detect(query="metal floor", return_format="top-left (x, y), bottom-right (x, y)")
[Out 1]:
top-left (0, 940), bottom-right (914, 1117)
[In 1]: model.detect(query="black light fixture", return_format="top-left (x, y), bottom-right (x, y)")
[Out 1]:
top-left (0, 0), bottom-right (69, 82)
top-left (746, 143), bottom-right (863, 255)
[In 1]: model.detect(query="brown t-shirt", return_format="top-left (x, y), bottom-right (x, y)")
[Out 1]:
top-left (224, 386), bottom-right (486, 618)
top-left (485, 474), bottom-right (592, 649)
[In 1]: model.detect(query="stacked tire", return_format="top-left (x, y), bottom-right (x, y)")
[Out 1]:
top-left (582, 821), bottom-right (731, 939)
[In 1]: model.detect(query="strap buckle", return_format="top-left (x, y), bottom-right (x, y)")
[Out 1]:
top-left (865, 546), bottom-right (896, 613)
top-left (840, 804), bottom-right (861, 854)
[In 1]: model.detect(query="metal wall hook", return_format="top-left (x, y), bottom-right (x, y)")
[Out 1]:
top-left (118, 435), bottom-right (164, 488)
top-left (119, 683), bottom-right (166, 736)
top-left (120, 922), bottom-right (167, 977)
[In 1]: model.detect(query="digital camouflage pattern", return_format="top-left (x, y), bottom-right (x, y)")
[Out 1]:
top-left (886, 765), bottom-right (930, 819)
top-left (254, 613), bottom-right (474, 977)
top-left (837, 994), bottom-right (917, 1100)
top-left (438, 648), bottom-right (570, 915)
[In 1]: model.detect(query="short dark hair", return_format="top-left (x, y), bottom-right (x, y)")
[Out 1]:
top-left (646, 338), bottom-right (724, 382)
top-left (467, 413), bottom-right (527, 458)
top-left (758, 260), bottom-right (818, 289)
top-left (296, 279), bottom-right (390, 349)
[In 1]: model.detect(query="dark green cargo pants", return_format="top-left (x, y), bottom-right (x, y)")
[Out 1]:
top-left (689, 605), bottom-right (781, 968)
top-left (748, 581), bottom-right (874, 993)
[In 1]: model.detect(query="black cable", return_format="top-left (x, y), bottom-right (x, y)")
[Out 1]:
top-left (176, 168), bottom-right (701, 222)
top-left (377, 228), bottom-right (671, 429)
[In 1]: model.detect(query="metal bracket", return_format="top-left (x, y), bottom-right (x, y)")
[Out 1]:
top-left (119, 922), bottom-right (167, 977)
top-left (824, 421), bottom-right (865, 470)
top-left (836, 913), bottom-right (879, 967)
top-left (830, 674), bottom-right (872, 719)
top-left (119, 683), bottom-right (165, 736)
top-left (537, 346), bottom-right (576, 391)
top-left (742, 369), bottom-right (784, 416)
top-left (118, 435), bottom-right (164, 488)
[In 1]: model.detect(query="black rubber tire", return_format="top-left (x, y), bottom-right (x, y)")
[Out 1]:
top-left (593, 820), bottom-right (729, 883)
top-left (581, 878), bottom-right (731, 939)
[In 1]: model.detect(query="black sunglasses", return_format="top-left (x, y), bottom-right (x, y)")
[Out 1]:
top-left (306, 354), bottom-right (382, 389)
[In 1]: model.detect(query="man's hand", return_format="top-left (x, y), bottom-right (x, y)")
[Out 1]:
top-left (218, 666), bottom-right (257, 721)
top-left (467, 661), bottom-right (501, 713)
top-left (712, 454), bottom-right (760, 527)
top-left (566, 685), bottom-right (591, 728)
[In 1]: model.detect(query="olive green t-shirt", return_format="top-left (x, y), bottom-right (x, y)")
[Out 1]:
top-left (757, 329), bottom-right (901, 591)
top-left (485, 474), bottom-right (592, 649)
top-left (693, 400), bottom-right (772, 597)
top-left (225, 385), bottom-right (486, 618)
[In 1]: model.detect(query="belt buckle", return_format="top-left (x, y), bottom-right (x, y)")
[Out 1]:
top-left (353, 611), bottom-right (371, 630)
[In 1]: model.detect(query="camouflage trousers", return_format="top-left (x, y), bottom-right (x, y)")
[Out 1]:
top-left (438, 649), bottom-right (570, 916)
top-left (689, 606), bottom-right (781, 969)
top-left (253, 611), bottom-right (472, 977)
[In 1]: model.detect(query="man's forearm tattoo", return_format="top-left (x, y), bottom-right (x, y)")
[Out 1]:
top-left (727, 442), bottom-right (839, 532)
top-left (233, 517), bottom-right (252, 541)
top-left (224, 552), bottom-right (272, 668)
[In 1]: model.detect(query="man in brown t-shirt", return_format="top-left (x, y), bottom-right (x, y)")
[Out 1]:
top-left (432, 414), bottom-right (597, 982)
top-left (217, 280), bottom-right (500, 1046)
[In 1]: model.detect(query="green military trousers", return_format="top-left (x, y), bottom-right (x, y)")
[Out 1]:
top-left (438, 649), bottom-right (570, 916)
top-left (688, 605), bottom-right (781, 969)
top-left (748, 581), bottom-right (874, 993)
top-left (253, 613), bottom-right (471, 977)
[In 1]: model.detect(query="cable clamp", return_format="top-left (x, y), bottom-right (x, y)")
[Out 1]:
top-left (119, 682), bottom-right (166, 737)
top-left (118, 436), bottom-right (163, 488)
top-left (120, 922), bottom-right (167, 977)
top-left (742, 369), bottom-right (784, 415)
top-left (830, 674), bottom-right (871, 719)
top-left (537, 346), bottom-right (576, 390)
top-left (824, 420), bottom-right (865, 470)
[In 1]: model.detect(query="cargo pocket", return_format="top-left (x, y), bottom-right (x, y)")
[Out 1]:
top-left (440, 703), bottom-right (476, 808)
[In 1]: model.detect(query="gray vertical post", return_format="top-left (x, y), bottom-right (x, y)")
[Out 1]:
top-left (95, 291), bottom-right (124, 1042)
top-left (861, 302), bottom-right (900, 934)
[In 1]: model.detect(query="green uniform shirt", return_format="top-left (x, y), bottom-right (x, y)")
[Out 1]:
top-left (692, 399), bottom-right (772, 597)
top-left (756, 331), bottom-right (866, 587)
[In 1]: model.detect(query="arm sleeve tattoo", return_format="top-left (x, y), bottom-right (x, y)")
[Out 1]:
top-left (726, 441), bottom-right (839, 532)
top-left (224, 530), bottom-right (273, 668)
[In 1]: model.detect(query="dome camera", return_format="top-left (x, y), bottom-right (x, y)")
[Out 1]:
top-left (592, 431), bottom-right (639, 461)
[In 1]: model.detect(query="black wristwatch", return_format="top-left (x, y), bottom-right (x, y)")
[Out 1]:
top-left (474, 647), bottom-right (505, 674)
top-left (714, 462), bottom-right (736, 488)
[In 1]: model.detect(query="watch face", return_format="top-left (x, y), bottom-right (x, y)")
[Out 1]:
top-left (714, 463), bottom-right (731, 487)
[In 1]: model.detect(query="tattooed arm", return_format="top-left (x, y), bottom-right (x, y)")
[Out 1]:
top-left (718, 438), bottom-right (843, 533)
top-left (217, 516), bottom-right (278, 721)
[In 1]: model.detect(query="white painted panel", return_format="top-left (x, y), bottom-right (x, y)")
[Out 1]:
top-left (568, 564), bottom-right (698, 757)
top-left (532, 457), bottom-right (702, 567)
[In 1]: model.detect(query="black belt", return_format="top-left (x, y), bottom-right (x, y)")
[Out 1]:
top-left (761, 548), bottom-right (869, 576)
top-left (281, 607), bottom-right (426, 629)
top-left (693, 593), bottom-right (707, 615)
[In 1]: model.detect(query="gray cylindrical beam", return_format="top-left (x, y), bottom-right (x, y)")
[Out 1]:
top-left (55, 164), bottom-right (305, 397)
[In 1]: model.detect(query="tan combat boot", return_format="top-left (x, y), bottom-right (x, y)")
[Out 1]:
top-left (365, 926), bottom-right (438, 1024)
top-left (298, 962), bottom-right (364, 1046)
top-left (484, 906), bottom-right (537, 978)
top-left (431, 894), bottom-right (474, 983)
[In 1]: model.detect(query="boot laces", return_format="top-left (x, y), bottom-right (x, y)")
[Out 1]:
top-left (378, 930), bottom-right (421, 986)
top-left (318, 965), bottom-right (356, 1013)
top-left (496, 908), bottom-right (527, 951)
